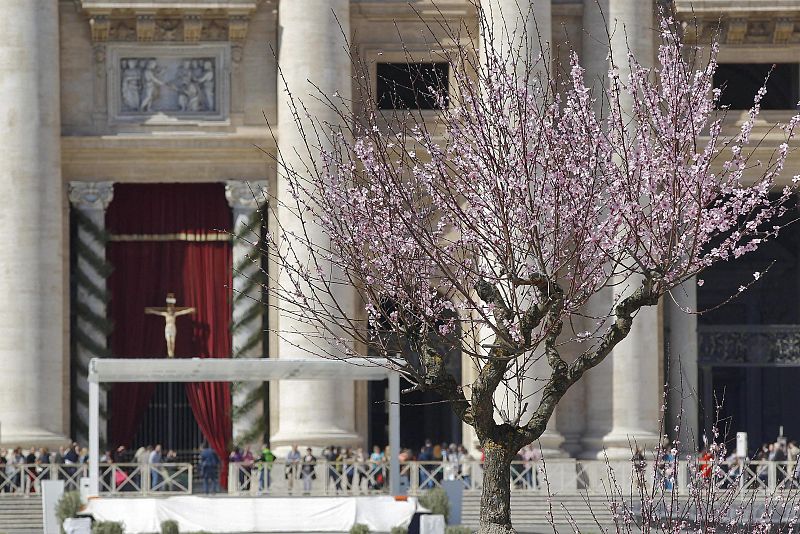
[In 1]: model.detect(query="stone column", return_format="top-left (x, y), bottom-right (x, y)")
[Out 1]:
top-left (480, 0), bottom-right (565, 456)
top-left (271, 0), bottom-right (358, 450)
top-left (605, 0), bottom-right (661, 459)
top-left (226, 180), bottom-right (268, 445)
top-left (482, 0), bottom-right (552, 77)
top-left (0, 0), bottom-right (66, 447)
top-left (578, 0), bottom-right (613, 460)
top-left (579, 0), bottom-right (662, 459)
top-left (666, 279), bottom-right (699, 453)
top-left (68, 182), bottom-right (114, 447)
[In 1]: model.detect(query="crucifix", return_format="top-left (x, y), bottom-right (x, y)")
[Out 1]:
top-left (145, 293), bottom-right (195, 358)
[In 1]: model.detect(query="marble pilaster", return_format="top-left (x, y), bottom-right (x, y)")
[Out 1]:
top-left (0, 0), bottom-right (67, 447)
top-left (226, 180), bottom-right (268, 444)
top-left (271, 0), bottom-right (359, 450)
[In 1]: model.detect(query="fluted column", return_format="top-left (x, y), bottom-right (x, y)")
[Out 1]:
top-left (0, 0), bottom-right (66, 447)
top-left (271, 0), bottom-right (358, 450)
top-left (666, 279), bottom-right (699, 453)
top-left (68, 182), bottom-right (114, 447)
top-left (226, 181), bottom-right (269, 445)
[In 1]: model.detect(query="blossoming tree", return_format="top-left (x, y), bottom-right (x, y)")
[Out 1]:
top-left (262, 7), bottom-right (800, 533)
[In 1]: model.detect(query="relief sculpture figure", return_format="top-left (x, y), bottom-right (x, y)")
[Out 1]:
top-left (195, 60), bottom-right (215, 111)
top-left (120, 59), bottom-right (142, 111)
top-left (176, 59), bottom-right (201, 112)
top-left (139, 59), bottom-right (167, 112)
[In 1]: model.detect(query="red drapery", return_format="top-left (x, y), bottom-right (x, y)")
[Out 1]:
top-left (107, 183), bottom-right (232, 484)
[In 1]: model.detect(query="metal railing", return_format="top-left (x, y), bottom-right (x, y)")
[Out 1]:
top-left (226, 459), bottom-right (800, 496)
top-left (226, 460), bottom-right (535, 496)
top-left (0, 463), bottom-right (192, 496)
top-left (4, 459), bottom-right (794, 497)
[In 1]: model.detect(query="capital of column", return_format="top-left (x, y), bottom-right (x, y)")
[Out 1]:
top-left (225, 180), bottom-right (268, 211)
top-left (68, 181), bottom-right (114, 211)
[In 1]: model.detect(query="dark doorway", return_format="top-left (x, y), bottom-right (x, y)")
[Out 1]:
top-left (367, 306), bottom-right (463, 452)
top-left (713, 63), bottom-right (799, 110)
top-left (701, 366), bottom-right (800, 454)
top-left (698, 195), bottom-right (800, 454)
top-left (377, 62), bottom-right (449, 110)
top-left (132, 382), bottom-right (203, 452)
top-left (368, 375), bottom-right (463, 453)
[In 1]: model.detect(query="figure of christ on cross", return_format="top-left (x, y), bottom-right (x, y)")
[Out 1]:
top-left (145, 293), bottom-right (195, 358)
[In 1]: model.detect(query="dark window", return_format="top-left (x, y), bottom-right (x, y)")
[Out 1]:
top-left (377, 62), bottom-right (449, 110)
top-left (713, 63), bottom-right (799, 110)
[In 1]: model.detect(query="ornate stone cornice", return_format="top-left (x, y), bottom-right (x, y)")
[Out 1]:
top-left (676, 2), bottom-right (800, 45)
top-left (79, 0), bottom-right (262, 44)
top-left (679, 16), bottom-right (800, 45)
top-left (68, 181), bottom-right (115, 211)
top-left (225, 180), bottom-right (268, 210)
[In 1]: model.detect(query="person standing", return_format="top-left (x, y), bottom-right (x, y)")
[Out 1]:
top-left (199, 442), bottom-right (220, 495)
top-left (520, 444), bottom-right (542, 489)
top-left (301, 448), bottom-right (317, 495)
top-left (149, 444), bottom-right (163, 491)
top-left (339, 447), bottom-right (354, 491)
top-left (458, 445), bottom-right (474, 489)
top-left (229, 447), bottom-right (243, 489)
top-left (285, 445), bottom-right (301, 493)
top-left (260, 444), bottom-right (276, 492)
top-left (242, 446), bottom-right (255, 490)
top-left (323, 446), bottom-right (340, 493)
top-left (368, 445), bottom-right (385, 490)
top-left (418, 440), bottom-right (434, 489)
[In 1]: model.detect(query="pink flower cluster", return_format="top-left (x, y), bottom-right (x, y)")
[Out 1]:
top-left (279, 15), bottom-right (799, 362)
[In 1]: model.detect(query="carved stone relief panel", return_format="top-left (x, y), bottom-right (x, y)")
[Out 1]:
top-left (108, 45), bottom-right (229, 123)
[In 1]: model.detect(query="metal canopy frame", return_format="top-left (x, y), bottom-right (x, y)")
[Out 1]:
top-left (87, 357), bottom-right (401, 496)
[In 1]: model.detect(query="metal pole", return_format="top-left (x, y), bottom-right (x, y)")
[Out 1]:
top-left (89, 376), bottom-right (100, 496)
top-left (388, 372), bottom-right (401, 496)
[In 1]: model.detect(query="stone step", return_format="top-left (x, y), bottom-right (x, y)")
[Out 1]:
top-left (461, 493), bottom-right (622, 529)
top-left (0, 496), bottom-right (43, 533)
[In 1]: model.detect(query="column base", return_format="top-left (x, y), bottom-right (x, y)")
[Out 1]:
top-left (0, 428), bottom-right (69, 449)
top-left (535, 429), bottom-right (568, 458)
top-left (270, 428), bottom-right (360, 456)
top-left (598, 430), bottom-right (661, 460)
top-left (560, 431), bottom-right (583, 457)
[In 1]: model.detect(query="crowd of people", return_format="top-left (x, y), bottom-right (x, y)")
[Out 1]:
top-left (227, 439), bottom-right (484, 495)
top-left (0, 441), bottom-right (193, 493)
top-left (9, 435), bottom-right (800, 495)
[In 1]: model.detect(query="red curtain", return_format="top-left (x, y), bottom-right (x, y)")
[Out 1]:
top-left (107, 184), bottom-right (232, 484)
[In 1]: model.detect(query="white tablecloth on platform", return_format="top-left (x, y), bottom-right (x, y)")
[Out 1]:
top-left (82, 495), bottom-right (419, 533)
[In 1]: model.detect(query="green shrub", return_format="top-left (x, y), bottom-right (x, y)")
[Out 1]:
top-left (56, 491), bottom-right (82, 533)
top-left (92, 522), bottom-right (124, 534)
top-left (419, 488), bottom-right (450, 522)
top-left (161, 519), bottom-right (179, 534)
top-left (445, 527), bottom-right (473, 534)
top-left (349, 524), bottom-right (370, 534)
top-left (390, 527), bottom-right (408, 534)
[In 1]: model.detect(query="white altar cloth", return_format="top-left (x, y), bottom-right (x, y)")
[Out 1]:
top-left (82, 495), bottom-right (420, 533)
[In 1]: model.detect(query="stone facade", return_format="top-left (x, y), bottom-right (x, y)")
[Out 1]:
top-left (0, 0), bottom-right (795, 455)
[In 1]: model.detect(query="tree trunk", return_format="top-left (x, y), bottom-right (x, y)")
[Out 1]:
top-left (479, 442), bottom-right (515, 534)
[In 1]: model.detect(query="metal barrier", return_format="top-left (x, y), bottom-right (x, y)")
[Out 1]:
top-left (4, 459), bottom-right (796, 497)
top-left (225, 459), bottom-right (800, 496)
top-left (0, 463), bottom-right (192, 496)
top-left (226, 460), bottom-right (535, 495)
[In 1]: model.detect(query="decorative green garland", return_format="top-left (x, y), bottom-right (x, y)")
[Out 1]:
top-left (71, 209), bottom-right (113, 445)
top-left (230, 211), bottom-right (267, 445)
